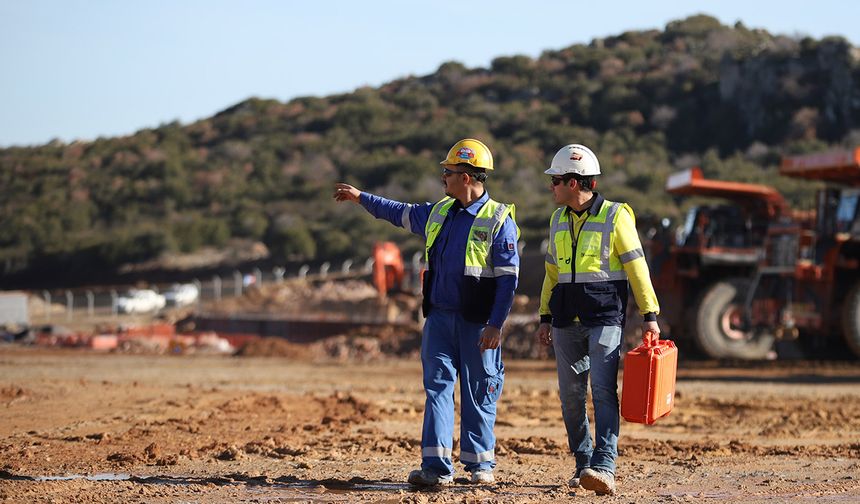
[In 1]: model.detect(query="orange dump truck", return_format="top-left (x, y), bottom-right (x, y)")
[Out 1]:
top-left (649, 147), bottom-right (860, 360)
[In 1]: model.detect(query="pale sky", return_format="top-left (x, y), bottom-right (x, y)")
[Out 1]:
top-left (1, 0), bottom-right (857, 147)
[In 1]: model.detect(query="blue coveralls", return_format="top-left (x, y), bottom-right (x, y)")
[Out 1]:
top-left (360, 191), bottom-right (519, 476)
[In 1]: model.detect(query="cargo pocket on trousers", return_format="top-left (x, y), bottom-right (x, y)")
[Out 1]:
top-left (478, 374), bottom-right (504, 406)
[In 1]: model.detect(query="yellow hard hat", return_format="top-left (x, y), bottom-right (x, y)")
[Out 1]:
top-left (440, 138), bottom-right (494, 170)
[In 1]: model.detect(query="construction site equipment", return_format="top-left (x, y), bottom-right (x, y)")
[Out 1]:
top-left (650, 147), bottom-right (860, 359)
top-left (372, 242), bottom-right (406, 299)
top-left (621, 330), bottom-right (678, 424)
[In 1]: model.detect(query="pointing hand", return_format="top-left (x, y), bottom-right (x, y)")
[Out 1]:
top-left (333, 183), bottom-right (361, 203)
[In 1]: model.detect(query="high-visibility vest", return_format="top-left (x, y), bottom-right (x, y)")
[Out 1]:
top-left (422, 196), bottom-right (519, 323)
top-left (424, 197), bottom-right (519, 278)
top-left (549, 200), bottom-right (628, 284)
top-left (547, 198), bottom-right (630, 327)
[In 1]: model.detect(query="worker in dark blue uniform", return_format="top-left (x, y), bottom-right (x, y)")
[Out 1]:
top-left (334, 138), bottom-right (519, 486)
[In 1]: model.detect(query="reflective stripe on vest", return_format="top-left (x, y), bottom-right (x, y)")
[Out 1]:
top-left (424, 197), bottom-right (518, 278)
top-left (550, 200), bottom-right (628, 284)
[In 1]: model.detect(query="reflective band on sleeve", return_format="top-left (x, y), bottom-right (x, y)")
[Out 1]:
top-left (493, 266), bottom-right (519, 277)
top-left (575, 270), bottom-right (628, 283)
top-left (459, 449), bottom-right (494, 463)
top-left (464, 265), bottom-right (495, 278)
top-left (558, 272), bottom-right (573, 283)
top-left (619, 247), bottom-right (644, 263)
top-left (545, 253), bottom-right (556, 265)
top-left (401, 205), bottom-right (412, 229)
top-left (422, 446), bottom-right (453, 459)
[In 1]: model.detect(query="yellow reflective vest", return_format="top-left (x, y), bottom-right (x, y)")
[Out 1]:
top-left (540, 194), bottom-right (659, 327)
top-left (423, 196), bottom-right (519, 323)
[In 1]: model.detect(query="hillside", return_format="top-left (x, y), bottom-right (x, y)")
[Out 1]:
top-left (1, 14), bottom-right (859, 286)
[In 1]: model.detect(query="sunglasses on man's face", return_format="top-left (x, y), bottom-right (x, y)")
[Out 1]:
top-left (551, 176), bottom-right (568, 186)
top-left (442, 168), bottom-right (467, 177)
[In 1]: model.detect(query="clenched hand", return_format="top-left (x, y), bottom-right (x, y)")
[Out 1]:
top-left (479, 325), bottom-right (501, 351)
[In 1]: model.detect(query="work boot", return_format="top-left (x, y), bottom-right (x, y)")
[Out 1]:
top-left (469, 470), bottom-right (494, 484)
top-left (407, 469), bottom-right (453, 487)
top-left (579, 468), bottom-right (616, 496)
top-left (568, 467), bottom-right (585, 488)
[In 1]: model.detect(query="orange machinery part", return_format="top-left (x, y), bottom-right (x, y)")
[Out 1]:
top-left (372, 242), bottom-right (405, 298)
top-left (779, 147), bottom-right (860, 186)
top-left (666, 167), bottom-right (789, 218)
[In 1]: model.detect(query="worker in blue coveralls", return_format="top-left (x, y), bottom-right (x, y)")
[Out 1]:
top-left (333, 138), bottom-right (520, 487)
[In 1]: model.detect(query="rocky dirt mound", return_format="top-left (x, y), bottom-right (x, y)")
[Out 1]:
top-left (214, 280), bottom-right (381, 315)
top-left (234, 322), bottom-right (421, 360)
top-left (234, 337), bottom-right (317, 359)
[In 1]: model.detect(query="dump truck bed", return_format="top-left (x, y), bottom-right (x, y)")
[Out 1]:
top-left (780, 148), bottom-right (860, 186)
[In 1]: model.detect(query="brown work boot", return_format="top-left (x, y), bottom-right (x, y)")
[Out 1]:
top-left (579, 468), bottom-right (616, 495)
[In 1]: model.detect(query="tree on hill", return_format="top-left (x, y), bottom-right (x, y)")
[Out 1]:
top-left (0, 15), bottom-right (857, 284)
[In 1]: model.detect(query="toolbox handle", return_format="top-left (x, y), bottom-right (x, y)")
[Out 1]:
top-left (643, 330), bottom-right (659, 347)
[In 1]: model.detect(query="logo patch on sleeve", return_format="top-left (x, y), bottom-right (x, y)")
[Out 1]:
top-left (472, 230), bottom-right (488, 242)
top-left (507, 242), bottom-right (515, 251)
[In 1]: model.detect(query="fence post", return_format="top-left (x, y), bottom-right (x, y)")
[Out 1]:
top-left (65, 290), bottom-right (74, 321)
top-left (86, 291), bottom-right (94, 317)
top-left (192, 279), bottom-right (202, 306)
top-left (273, 267), bottom-right (285, 283)
top-left (320, 262), bottom-right (330, 278)
top-left (298, 265), bottom-right (310, 279)
top-left (341, 259), bottom-right (353, 274)
top-left (213, 276), bottom-right (222, 301)
top-left (233, 270), bottom-right (242, 296)
top-left (43, 291), bottom-right (52, 321)
top-left (110, 290), bottom-right (118, 316)
top-left (253, 267), bottom-right (263, 286)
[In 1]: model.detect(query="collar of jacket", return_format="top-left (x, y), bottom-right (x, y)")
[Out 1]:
top-left (566, 192), bottom-right (604, 217)
top-left (450, 190), bottom-right (489, 216)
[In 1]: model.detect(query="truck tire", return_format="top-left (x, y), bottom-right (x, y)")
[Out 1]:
top-left (693, 278), bottom-right (774, 360)
top-left (840, 281), bottom-right (860, 358)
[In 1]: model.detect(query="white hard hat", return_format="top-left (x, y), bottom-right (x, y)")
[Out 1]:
top-left (544, 144), bottom-right (600, 176)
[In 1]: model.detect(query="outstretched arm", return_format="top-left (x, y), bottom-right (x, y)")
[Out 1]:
top-left (333, 183), bottom-right (433, 237)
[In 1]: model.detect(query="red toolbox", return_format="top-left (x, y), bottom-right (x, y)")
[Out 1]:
top-left (620, 331), bottom-right (678, 424)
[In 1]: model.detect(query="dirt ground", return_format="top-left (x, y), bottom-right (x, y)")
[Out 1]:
top-left (1, 347), bottom-right (859, 503)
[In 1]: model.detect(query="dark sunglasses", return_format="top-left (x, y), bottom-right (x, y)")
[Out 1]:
top-left (551, 176), bottom-right (568, 186)
top-left (442, 168), bottom-right (466, 177)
